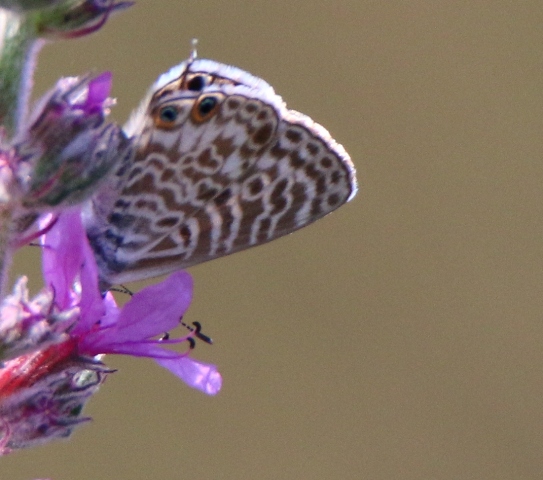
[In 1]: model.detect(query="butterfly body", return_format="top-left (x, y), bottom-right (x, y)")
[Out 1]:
top-left (84, 59), bottom-right (357, 286)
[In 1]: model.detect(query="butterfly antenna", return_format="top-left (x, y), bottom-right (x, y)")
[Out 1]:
top-left (180, 319), bottom-right (213, 345)
top-left (189, 38), bottom-right (198, 62)
top-left (108, 284), bottom-right (133, 296)
top-left (192, 321), bottom-right (213, 344)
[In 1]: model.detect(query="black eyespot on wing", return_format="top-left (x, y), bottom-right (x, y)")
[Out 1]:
top-left (187, 75), bottom-right (205, 91)
top-left (153, 104), bottom-right (180, 129)
top-left (199, 96), bottom-right (217, 116)
top-left (153, 104), bottom-right (181, 129)
top-left (191, 94), bottom-right (223, 123)
top-left (159, 105), bottom-right (178, 123)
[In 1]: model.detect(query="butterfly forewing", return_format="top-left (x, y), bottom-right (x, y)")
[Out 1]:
top-left (85, 59), bottom-right (357, 286)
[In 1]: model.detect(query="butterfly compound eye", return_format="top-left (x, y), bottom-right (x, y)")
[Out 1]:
top-left (191, 94), bottom-right (222, 123)
top-left (153, 105), bottom-right (180, 129)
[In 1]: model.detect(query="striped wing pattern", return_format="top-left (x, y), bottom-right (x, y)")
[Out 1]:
top-left (85, 59), bottom-right (357, 285)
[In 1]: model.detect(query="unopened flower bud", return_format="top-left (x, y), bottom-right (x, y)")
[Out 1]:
top-left (31, 0), bottom-right (133, 39)
top-left (0, 340), bottom-right (111, 455)
top-left (13, 73), bottom-right (133, 209)
top-left (0, 0), bottom-right (61, 11)
top-left (0, 276), bottom-right (78, 362)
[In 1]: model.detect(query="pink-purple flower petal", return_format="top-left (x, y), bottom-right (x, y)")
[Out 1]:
top-left (73, 228), bottom-right (104, 335)
top-left (40, 208), bottom-right (221, 396)
top-left (41, 210), bottom-right (84, 309)
top-left (80, 271), bottom-right (193, 352)
top-left (79, 72), bottom-right (112, 115)
top-left (155, 356), bottom-right (222, 396)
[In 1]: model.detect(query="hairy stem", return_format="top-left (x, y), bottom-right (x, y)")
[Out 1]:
top-left (0, 8), bottom-right (39, 297)
top-left (0, 9), bottom-right (39, 137)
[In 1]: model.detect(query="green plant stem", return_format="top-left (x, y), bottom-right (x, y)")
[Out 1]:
top-left (0, 8), bottom-right (38, 137)
top-left (0, 8), bottom-right (39, 297)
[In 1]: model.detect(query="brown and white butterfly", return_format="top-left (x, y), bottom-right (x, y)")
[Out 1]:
top-left (83, 57), bottom-right (358, 287)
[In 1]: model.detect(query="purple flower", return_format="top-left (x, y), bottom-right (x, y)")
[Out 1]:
top-left (13, 73), bottom-right (132, 212)
top-left (0, 208), bottom-right (221, 454)
top-left (0, 276), bottom-right (78, 362)
top-left (0, 341), bottom-right (111, 455)
top-left (42, 209), bottom-right (222, 395)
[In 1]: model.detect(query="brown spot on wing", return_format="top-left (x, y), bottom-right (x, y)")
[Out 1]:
top-left (156, 217), bottom-right (179, 228)
top-left (214, 188), bottom-right (232, 206)
top-left (285, 129), bottom-right (302, 143)
top-left (197, 148), bottom-right (221, 170)
top-left (213, 136), bottom-right (236, 158)
top-left (248, 177), bottom-right (264, 195)
top-left (289, 150), bottom-right (305, 168)
top-left (253, 123), bottom-right (274, 145)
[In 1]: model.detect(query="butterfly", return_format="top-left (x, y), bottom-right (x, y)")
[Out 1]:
top-left (83, 57), bottom-right (358, 288)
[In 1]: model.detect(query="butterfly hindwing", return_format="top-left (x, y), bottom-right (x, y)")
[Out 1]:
top-left (85, 59), bottom-right (357, 285)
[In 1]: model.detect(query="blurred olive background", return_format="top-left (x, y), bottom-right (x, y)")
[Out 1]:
top-left (4, 1), bottom-right (543, 479)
